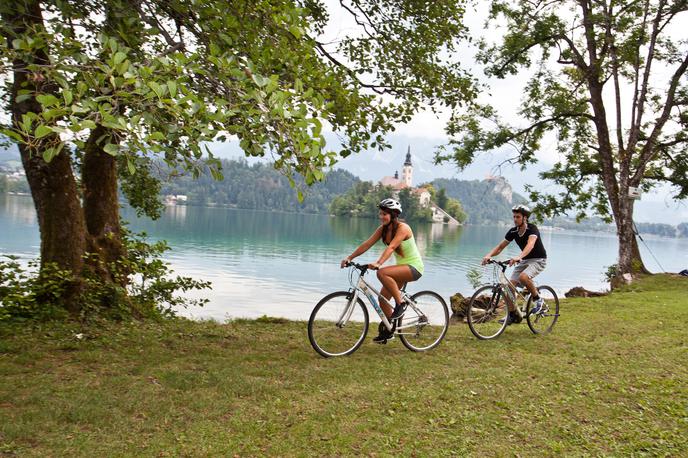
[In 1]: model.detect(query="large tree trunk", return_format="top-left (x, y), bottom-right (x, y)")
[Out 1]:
top-left (82, 127), bottom-right (126, 287)
top-left (613, 196), bottom-right (649, 288)
top-left (3, 0), bottom-right (88, 312)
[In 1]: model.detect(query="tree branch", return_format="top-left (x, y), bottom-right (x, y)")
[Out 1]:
top-left (631, 50), bottom-right (688, 183)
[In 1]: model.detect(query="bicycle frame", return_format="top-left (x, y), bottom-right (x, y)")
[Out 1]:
top-left (496, 269), bottom-right (532, 309)
top-left (337, 264), bottom-right (422, 333)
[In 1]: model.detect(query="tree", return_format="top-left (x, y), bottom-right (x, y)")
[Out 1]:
top-left (438, 0), bottom-right (687, 283)
top-left (437, 187), bottom-right (449, 210)
top-left (0, 0), bottom-right (475, 313)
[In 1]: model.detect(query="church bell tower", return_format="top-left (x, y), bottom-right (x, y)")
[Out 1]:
top-left (401, 146), bottom-right (413, 187)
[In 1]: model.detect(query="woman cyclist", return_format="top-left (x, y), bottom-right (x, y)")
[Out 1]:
top-left (340, 198), bottom-right (424, 343)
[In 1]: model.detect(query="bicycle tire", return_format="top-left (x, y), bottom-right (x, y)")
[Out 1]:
top-left (466, 285), bottom-right (510, 340)
top-left (398, 291), bottom-right (449, 352)
top-left (308, 291), bottom-right (369, 357)
top-left (525, 285), bottom-right (560, 335)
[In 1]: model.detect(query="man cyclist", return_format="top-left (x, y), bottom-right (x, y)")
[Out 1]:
top-left (481, 204), bottom-right (547, 324)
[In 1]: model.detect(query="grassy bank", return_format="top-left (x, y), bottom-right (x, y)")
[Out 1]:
top-left (1, 275), bottom-right (686, 456)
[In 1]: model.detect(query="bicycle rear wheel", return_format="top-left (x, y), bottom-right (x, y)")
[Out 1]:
top-left (398, 291), bottom-right (449, 352)
top-left (308, 291), bottom-right (369, 357)
top-left (526, 285), bottom-right (560, 335)
top-left (466, 285), bottom-right (510, 340)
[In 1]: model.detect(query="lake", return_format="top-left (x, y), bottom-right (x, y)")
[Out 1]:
top-left (2, 194), bottom-right (686, 321)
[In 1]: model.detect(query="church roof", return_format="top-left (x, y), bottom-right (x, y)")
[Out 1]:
top-left (404, 146), bottom-right (412, 166)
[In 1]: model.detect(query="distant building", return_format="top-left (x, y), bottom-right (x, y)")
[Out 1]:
top-left (164, 194), bottom-right (188, 205)
top-left (380, 146), bottom-right (414, 190)
top-left (378, 147), bottom-right (460, 225)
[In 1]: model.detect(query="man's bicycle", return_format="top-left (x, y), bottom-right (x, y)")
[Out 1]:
top-left (466, 259), bottom-right (560, 340)
top-left (308, 262), bottom-right (449, 357)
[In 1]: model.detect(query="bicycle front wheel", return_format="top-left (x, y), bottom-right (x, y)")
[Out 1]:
top-left (308, 291), bottom-right (369, 357)
top-left (398, 291), bottom-right (449, 352)
top-left (526, 285), bottom-right (560, 335)
top-left (466, 285), bottom-right (510, 340)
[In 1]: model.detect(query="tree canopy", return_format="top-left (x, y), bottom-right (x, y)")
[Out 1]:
top-left (437, 0), bottom-right (688, 279)
top-left (0, 0), bottom-right (477, 314)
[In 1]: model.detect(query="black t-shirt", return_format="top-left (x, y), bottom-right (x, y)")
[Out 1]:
top-left (504, 224), bottom-right (547, 259)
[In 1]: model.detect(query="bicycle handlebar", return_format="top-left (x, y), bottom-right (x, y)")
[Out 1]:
top-left (345, 261), bottom-right (374, 272)
top-left (485, 259), bottom-right (513, 271)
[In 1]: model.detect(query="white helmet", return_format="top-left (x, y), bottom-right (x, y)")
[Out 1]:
top-left (379, 198), bottom-right (402, 215)
top-left (512, 204), bottom-right (531, 218)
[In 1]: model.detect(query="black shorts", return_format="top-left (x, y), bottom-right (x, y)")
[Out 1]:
top-left (408, 265), bottom-right (422, 281)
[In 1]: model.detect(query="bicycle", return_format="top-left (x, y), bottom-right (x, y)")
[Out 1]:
top-left (308, 262), bottom-right (449, 357)
top-left (466, 259), bottom-right (560, 340)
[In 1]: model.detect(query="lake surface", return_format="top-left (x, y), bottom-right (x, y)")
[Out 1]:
top-left (2, 194), bottom-right (687, 321)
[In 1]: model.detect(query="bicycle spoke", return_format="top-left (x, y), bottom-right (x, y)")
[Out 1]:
top-left (308, 292), bottom-right (369, 357)
top-left (526, 286), bottom-right (560, 335)
top-left (467, 285), bottom-right (510, 340)
top-left (398, 291), bottom-right (448, 352)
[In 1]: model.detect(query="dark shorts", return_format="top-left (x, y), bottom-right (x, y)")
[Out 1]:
top-left (408, 265), bottom-right (422, 281)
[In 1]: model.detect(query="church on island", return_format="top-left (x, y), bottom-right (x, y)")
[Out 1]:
top-left (379, 147), bottom-right (460, 225)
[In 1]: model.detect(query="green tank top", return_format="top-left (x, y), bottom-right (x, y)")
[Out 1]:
top-left (394, 236), bottom-right (424, 274)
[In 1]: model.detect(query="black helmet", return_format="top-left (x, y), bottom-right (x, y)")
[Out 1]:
top-left (378, 198), bottom-right (402, 215)
top-left (512, 204), bottom-right (531, 218)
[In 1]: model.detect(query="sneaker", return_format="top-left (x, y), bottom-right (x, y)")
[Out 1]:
top-left (498, 311), bottom-right (523, 326)
top-left (529, 297), bottom-right (544, 316)
top-left (373, 321), bottom-right (395, 344)
top-left (390, 301), bottom-right (408, 320)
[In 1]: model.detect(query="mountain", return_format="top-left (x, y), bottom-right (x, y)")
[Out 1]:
top-left (430, 177), bottom-right (528, 225)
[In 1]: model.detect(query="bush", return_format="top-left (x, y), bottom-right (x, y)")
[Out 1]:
top-left (603, 264), bottom-right (618, 284)
top-left (0, 229), bottom-right (211, 322)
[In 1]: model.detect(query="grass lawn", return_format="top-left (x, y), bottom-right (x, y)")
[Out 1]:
top-left (1, 274), bottom-right (686, 456)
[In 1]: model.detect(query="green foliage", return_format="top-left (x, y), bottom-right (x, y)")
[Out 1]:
top-left (114, 229), bottom-right (211, 318)
top-left (329, 183), bottom-right (433, 222)
top-left (157, 159), bottom-right (359, 214)
top-left (466, 267), bottom-right (483, 289)
top-left (0, 257), bottom-right (71, 321)
top-left (0, 0), bottom-right (477, 207)
top-left (436, 0), bottom-right (688, 223)
top-left (603, 264), bottom-right (618, 284)
top-left (0, 231), bottom-right (210, 322)
top-left (329, 181), bottom-right (393, 218)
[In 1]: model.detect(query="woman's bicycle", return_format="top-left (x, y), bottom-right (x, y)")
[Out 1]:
top-left (466, 259), bottom-right (560, 340)
top-left (308, 262), bottom-right (449, 357)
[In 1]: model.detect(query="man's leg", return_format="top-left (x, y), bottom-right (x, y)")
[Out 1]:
top-left (518, 272), bottom-right (538, 298)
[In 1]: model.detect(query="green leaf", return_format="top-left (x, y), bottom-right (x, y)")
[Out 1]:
top-left (147, 82), bottom-right (164, 98)
top-left (63, 90), bottom-right (73, 105)
top-left (15, 94), bottom-right (32, 103)
top-left (252, 74), bottom-right (268, 87)
top-left (167, 81), bottom-right (177, 98)
top-left (34, 125), bottom-right (53, 139)
top-left (103, 143), bottom-right (119, 156)
top-left (0, 128), bottom-right (24, 143)
top-left (289, 25), bottom-right (303, 39)
top-left (42, 147), bottom-right (56, 163)
top-left (127, 158), bottom-right (136, 175)
top-left (42, 143), bottom-right (63, 162)
top-left (36, 94), bottom-right (60, 107)
top-left (113, 51), bottom-right (127, 65)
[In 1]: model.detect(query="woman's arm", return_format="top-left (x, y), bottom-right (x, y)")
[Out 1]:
top-left (341, 226), bottom-right (383, 267)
